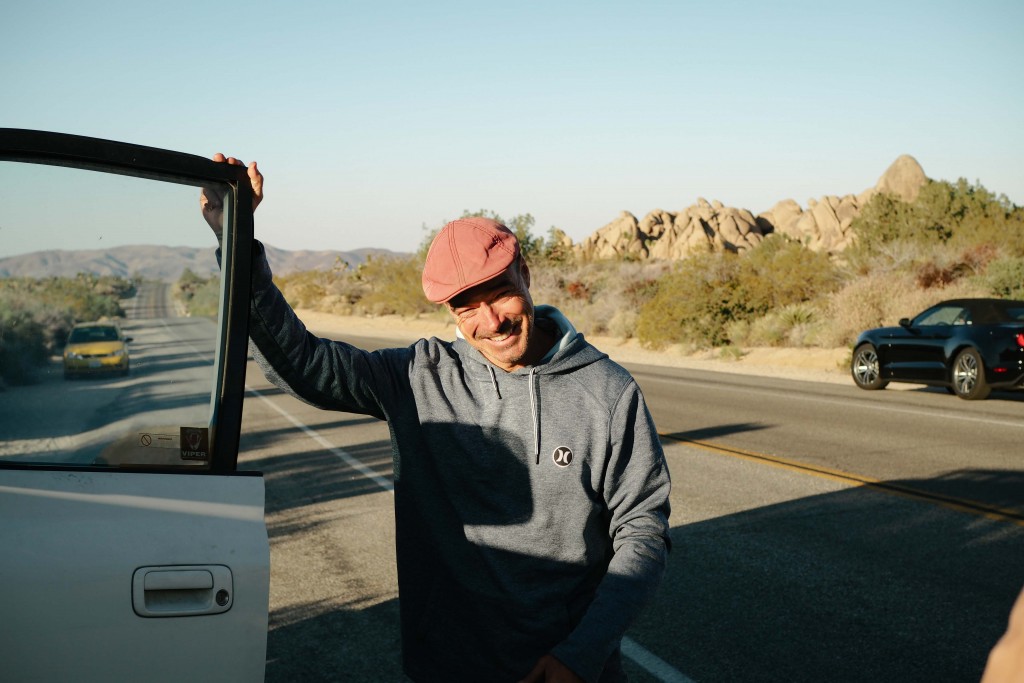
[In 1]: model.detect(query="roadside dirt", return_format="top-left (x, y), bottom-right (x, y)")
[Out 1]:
top-left (295, 309), bottom-right (853, 386)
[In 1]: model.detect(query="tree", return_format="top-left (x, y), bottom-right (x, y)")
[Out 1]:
top-left (541, 227), bottom-right (574, 263)
top-left (419, 209), bottom-right (546, 262)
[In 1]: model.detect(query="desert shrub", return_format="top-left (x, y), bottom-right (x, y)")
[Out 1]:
top-left (717, 345), bottom-right (746, 361)
top-left (92, 275), bottom-right (137, 301)
top-left (636, 252), bottom-right (744, 348)
top-left (606, 308), bottom-right (639, 339)
top-left (0, 274), bottom-right (127, 340)
top-left (37, 274), bottom-right (127, 325)
top-left (174, 270), bottom-right (222, 317)
top-left (842, 238), bottom-right (930, 277)
top-left (276, 268), bottom-right (352, 310)
top-left (274, 254), bottom-right (434, 318)
top-left (944, 184), bottom-right (1024, 256)
top-left (530, 259), bottom-right (669, 338)
top-left (540, 260), bottom-right (667, 337)
top-left (174, 269), bottom-right (221, 317)
top-left (820, 273), bottom-right (912, 347)
top-left (353, 255), bottom-right (434, 316)
top-left (912, 242), bottom-right (999, 289)
top-left (984, 256), bottom-right (1024, 299)
top-left (849, 178), bottom-right (1024, 260)
top-left (187, 280), bottom-right (221, 317)
top-left (735, 236), bottom-right (842, 311)
top-left (731, 303), bottom-right (826, 348)
top-left (565, 281), bottom-right (591, 300)
top-left (0, 291), bottom-right (49, 384)
top-left (818, 273), bottom-right (988, 348)
top-left (722, 318), bottom-right (752, 346)
top-left (635, 239), bottom-right (840, 349)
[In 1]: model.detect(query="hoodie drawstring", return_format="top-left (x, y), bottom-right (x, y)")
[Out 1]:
top-left (485, 365), bottom-right (540, 464)
top-left (529, 368), bottom-right (540, 463)
top-left (486, 365), bottom-right (501, 399)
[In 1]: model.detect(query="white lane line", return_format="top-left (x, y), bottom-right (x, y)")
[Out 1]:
top-left (246, 386), bottom-right (394, 492)
top-left (621, 637), bottom-right (696, 683)
top-left (246, 385), bottom-right (694, 682)
top-left (635, 372), bottom-right (1024, 429)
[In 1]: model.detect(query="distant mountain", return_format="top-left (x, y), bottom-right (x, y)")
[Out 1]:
top-left (0, 243), bottom-right (406, 281)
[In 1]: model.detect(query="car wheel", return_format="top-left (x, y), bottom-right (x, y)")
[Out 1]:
top-left (951, 348), bottom-right (990, 400)
top-left (851, 344), bottom-right (888, 390)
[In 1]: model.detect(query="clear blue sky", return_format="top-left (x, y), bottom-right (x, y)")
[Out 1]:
top-left (3, 0), bottom-right (1022, 254)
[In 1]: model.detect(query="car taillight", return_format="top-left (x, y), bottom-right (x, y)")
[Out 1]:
top-left (1017, 333), bottom-right (1024, 348)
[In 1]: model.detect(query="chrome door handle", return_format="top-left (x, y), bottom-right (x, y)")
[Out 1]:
top-left (132, 565), bottom-right (233, 617)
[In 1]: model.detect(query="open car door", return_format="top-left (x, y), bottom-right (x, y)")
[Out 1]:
top-left (0, 129), bottom-right (269, 681)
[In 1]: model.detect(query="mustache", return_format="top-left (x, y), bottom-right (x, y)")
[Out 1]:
top-left (476, 318), bottom-right (522, 340)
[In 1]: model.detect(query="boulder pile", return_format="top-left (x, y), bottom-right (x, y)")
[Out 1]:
top-left (573, 155), bottom-right (927, 261)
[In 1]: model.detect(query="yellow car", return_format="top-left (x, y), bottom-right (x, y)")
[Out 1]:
top-left (63, 322), bottom-right (132, 379)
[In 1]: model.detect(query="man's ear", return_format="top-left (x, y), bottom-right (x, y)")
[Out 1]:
top-left (519, 258), bottom-right (531, 290)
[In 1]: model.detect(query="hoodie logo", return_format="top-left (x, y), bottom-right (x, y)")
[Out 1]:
top-left (552, 446), bottom-right (573, 468)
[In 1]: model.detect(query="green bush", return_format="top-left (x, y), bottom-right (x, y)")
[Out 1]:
top-left (353, 255), bottom-right (434, 316)
top-left (985, 257), bottom-right (1024, 299)
top-left (636, 252), bottom-right (743, 348)
top-left (635, 239), bottom-right (840, 349)
top-left (734, 236), bottom-right (842, 312)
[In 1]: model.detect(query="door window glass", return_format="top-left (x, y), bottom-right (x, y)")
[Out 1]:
top-left (915, 305), bottom-right (965, 326)
top-left (0, 160), bottom-right (231, 469)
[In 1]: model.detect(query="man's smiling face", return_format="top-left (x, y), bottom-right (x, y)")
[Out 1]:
top-left (447, 259), bottom-right (539, 372)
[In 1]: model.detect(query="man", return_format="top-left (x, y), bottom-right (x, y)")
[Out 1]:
top-left (204, 156), bottom-right (671, 683)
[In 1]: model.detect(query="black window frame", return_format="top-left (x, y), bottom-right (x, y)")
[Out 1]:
top-left (0, 128), bottom-right (254, 475)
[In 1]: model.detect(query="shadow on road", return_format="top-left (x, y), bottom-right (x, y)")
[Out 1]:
top-left (663, 422), bottom-right (770, 441)
top-left (634, 466), bottom-right (1024, 683)
top-left (239, 389), bottom-right (1024, 683)
top-left (266, 598), bottom-right (405, 682)
top-left (258, 463), bottom-right (1024, 682)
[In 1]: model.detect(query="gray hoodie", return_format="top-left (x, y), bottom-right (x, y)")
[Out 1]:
top-left (246, 243), bottom-right (671, 682)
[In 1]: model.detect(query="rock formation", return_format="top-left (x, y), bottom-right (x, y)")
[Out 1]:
top-left (573, 155), bottom-right (928, 261)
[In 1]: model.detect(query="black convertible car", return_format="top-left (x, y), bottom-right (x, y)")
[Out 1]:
top-left (851, 298), bottom-right (1024, 400)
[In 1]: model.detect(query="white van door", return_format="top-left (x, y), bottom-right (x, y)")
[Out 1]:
top-left (0, 129), bottom-right (270, 682)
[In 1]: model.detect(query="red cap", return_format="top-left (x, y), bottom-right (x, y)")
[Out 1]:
top-left (421, 217), bottom-right (520, 303)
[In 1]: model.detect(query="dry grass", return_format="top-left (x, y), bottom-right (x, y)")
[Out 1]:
top-left (819, 273), bottom-right (987, 348)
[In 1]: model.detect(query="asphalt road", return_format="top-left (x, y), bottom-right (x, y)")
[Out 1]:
top-left (240, 331), bottom-right (1024, 683)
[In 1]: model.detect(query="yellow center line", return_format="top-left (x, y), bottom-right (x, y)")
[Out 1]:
top-left (663, 434), bottom-right (1024, 528)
